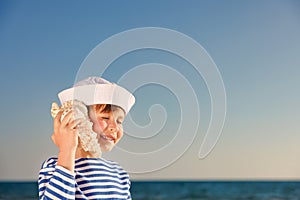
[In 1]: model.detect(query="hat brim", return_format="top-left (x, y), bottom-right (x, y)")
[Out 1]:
top-left (58, 84), bottom-right (135, 114)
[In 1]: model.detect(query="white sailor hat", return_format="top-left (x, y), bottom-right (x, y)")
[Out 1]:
top-left (58, 77), bottom-right (135, 114)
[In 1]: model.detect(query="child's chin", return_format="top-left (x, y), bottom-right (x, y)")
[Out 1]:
top-left (100, 145), bottom-right (114, 152)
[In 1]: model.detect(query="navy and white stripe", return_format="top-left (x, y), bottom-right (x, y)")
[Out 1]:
top-left (39, 157), bottom-right (131, 200)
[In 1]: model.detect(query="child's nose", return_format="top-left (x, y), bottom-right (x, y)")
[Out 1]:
top-left (108, 119), bottom-right (117, 131)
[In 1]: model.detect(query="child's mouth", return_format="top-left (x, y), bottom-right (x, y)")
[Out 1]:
top-left (100, 134), bottom-right (115, 143)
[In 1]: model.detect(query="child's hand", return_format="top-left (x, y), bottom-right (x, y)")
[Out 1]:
top-left (52, 110), bottom-right (82, 153)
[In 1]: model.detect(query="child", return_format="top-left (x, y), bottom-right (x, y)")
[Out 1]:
top-left (38, 77), bottom-right (135, 199)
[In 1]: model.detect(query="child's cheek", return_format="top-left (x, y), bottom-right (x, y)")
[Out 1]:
top-left (97, 120), bottom-right (107, 130)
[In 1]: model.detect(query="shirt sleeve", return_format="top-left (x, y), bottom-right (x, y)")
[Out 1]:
top-left (127, 179), bottom-right (132, 200)
top-left (38, 158), bottom-right (76, 200)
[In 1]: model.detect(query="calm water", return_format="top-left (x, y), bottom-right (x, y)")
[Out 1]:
top-left (0, 181), bottom-right (300, 200)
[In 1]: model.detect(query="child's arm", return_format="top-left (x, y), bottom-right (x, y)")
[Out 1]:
top-left (53, 110), bottom-right (79, 172)
top-left (38, 111), bottom-right (81, 199)
top-left (38, 157), bottom-right (76, 200)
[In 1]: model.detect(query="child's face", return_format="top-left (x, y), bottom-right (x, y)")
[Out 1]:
top-left (89, 106), bottom-right (125, 152)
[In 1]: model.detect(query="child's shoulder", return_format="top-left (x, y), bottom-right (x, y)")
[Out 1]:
top-left (75, 157), bottom-right (122, 168)
top-left (40, 156), bottom-right (58, 169)
top-left (100, 157), bottom-right (121, 167)
top-left (99, 158), bottom-right (128, 173)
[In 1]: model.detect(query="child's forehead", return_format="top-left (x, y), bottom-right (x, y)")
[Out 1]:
top-left (98, 106), bottom-right (125, 116)
top-left (101, 107), bottom-right (123, 113)
top-left (100, 112), bottom-right (125, 120)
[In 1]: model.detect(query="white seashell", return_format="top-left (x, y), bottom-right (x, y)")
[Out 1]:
top-left (50, 100), bottom-right (101, 157)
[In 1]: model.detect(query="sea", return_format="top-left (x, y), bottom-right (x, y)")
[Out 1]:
top-left (0, 181), bottom-right (300, 200)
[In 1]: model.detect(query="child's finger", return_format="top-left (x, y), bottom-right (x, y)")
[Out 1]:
top-left (68, 118), bottom-right (85, 129)
top-left (61, 110), bottom-right (76, 127)
top-left (53, 110), bottom-right (63, 132)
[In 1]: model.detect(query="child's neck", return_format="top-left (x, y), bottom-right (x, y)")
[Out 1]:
top-left (75, 147), bottom-right (99, 159)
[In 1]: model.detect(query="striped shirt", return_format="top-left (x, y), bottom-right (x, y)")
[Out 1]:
top-left (38, 157), bottom-right (131, 200)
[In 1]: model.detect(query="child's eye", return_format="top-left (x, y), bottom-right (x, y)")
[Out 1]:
top-left (100, 117), bottom-right (109, 120)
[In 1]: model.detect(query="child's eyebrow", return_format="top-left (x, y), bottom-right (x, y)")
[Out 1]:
top-left (97, 112), bottom-right (110, 116)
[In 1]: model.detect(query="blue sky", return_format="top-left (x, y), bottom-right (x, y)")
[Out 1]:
top-left (0, 0), bottom-right (299, 180)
